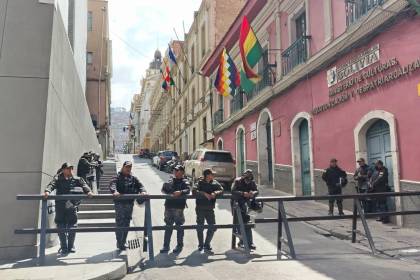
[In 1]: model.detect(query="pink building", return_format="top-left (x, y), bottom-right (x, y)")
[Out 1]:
top-left (202, 0), bottom-right (420, 227)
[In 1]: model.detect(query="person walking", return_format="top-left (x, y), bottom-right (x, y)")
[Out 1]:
top-left (44, 163), bottom-right (93, 255)
top-left (94, 153), bottom-right (104, 188)
top-left (231, 169), bottom-right (259, 250)
top-left (369, 160), bottom-right (390, 223)
top-left (193, 169), bottom-right (223, 253)
top-left (109, 161), bottom-right (147, 251)
top-left (354, 158), bottom-right (372, 212)
top-left (322, 158), bottom-right (347, 216)
top-left (160, 165), bottom-right (190, 254)
top-left (77, 152), bottom-right (97, 188)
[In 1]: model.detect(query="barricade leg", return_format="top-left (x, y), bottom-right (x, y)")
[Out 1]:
top-left (144, 200), bottom-right (154, 261)
top-left (355, 198), bottom-right (376, 255)
top-left (231, 208), bottom-right (237, 249)
top-left (143, 206), bottom-right (148, 252)
top-left (234, 204), bottom-right (250, 254)
top-left (352, 198), bottom-right (357, 243)
top-left (277, 201), bottom-right (283, 260)
top-left (278, 201), bottom-right (296, 259)
top-left (39, 199), bottom-right (48, 266)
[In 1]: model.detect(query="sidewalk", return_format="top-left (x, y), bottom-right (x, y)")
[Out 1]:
top-left (258, 187), bottom-right (420, 263)
top-left (0, 233), bottom-right (126, 280)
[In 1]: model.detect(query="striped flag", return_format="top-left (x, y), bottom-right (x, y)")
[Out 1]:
top-left (239, 16), bottom-right (263, 83)
top-left (214, 48), bottom-right (240, 97)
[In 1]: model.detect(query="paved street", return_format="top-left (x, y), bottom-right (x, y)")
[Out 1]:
top-left (119, 155), bottom-right (420, 280)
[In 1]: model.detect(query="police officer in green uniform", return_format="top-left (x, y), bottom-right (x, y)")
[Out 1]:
top-left (109, 161), bottom-right (147, 250)
top-left (193, 168), bottom-right (223, 253)
top-left (44, 163), bottom-right (93, 255)
top-left (160, 165), bottom-right (190, 254)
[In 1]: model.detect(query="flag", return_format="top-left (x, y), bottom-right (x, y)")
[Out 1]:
top-left (168, 45), bottom-right (177, 65)
top-left (161, 66), bottom-right (174, 91)
top-left (214, 48), bottom-right (240, 97)
top-left (239, 16), bottom-right (263, 85)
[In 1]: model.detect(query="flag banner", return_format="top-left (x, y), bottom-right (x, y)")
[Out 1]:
top-left (239, 16), bottom-right (263, 84)
top-left (168, 45), bottom-right (177, 65)
top-left (214, 48), bottom-right (240, 97)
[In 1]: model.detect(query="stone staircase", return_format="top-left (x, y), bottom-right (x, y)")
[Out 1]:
top-left (78, 162), bottom-right (117, 228)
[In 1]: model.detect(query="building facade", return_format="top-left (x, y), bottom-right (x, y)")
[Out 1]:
top-left (86, 0), bottom-right (113, 158)
top-left (0, 0), bottom-right (101, 260)
top-left (202, 0), bottom-right (420, 227)
top-left (148, 0), bottom-right (246, 157)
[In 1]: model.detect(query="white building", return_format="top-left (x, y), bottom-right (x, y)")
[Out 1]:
top-left (0, 0), bottom-right (100, 260)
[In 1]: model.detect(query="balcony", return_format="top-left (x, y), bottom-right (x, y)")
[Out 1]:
top-left (213, 109), bottom-right (224, 128)
top-left (281, 36), bottom-right (309, 76)
top-left (230, 91), bottom-right (245, 115)
top-left (246, 69), bottom-right (275, 101)
top-left (346, 0), bottom-right (384, 26)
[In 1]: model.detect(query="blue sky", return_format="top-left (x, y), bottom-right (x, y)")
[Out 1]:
top-left (109, 0), bottom-right (202, 109)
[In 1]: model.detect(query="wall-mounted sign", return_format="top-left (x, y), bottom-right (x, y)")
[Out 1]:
top-left (250, 122), bottom-right (257, 140)
top-left (313, 57), bottom-right (420, 115)
top-left (327, 44), bottom-right (380, 87)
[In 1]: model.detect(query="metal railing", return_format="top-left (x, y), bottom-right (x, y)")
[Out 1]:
top-left (281, 36), bottom-right (309, 76)
top-left (213, 109), bottom-right (224, 128)
top-left (346, 0), bottom-right (384, 26)
top-left (15, 191), bottom-right (420, 265)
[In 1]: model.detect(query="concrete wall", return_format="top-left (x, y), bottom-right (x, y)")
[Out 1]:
top-left (0, 0), bottom-right (99, 260)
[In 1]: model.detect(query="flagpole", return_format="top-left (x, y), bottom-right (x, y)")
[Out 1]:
top-left (168, 43), bottom-right (187, 86)
top-left (173, 28), bottom-right (194, 75)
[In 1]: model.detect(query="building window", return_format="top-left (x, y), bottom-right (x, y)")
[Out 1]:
top-left (184, 98), bottom-right (188, 121)
top-left (192, 87), bottom-right (196, 107)
top-left (193, 127), bottom-right (196, 151)
top-left (191, 44), bottom-right (195, 74)
top-left (201, 24), bottom-right (206, 58)
top-left (88, 11), bottom-right (93, 32)
top-left (295, 12), bottom-right (306, 40)
top-left (346, 0), bottom-right (384, 26)
top-left (68, 0), bottom-right (75, 49)
top-left (87, 52), bottom-right (93, 64)
top-left (202, 117), bottom-right (207, 142)
top-left (201, 76), bottom-right (206, 98)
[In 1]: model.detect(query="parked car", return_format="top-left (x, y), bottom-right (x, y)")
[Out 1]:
top-left (139, 148), bottom-right (150, 158)
top-left (153, 150), bottom-right (179, 170)
top-left (184, 149), bottom-right (236, 190)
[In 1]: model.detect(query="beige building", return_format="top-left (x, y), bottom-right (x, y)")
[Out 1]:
top-left (149, 0), bottom-right (246, 156)
top-left (86, 0), bottom-right (112, 158)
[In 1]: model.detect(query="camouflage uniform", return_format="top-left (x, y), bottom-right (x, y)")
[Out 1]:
top-left (161, 177), bottom-right (190, 249)
top-left (109, 172), bottom-right (146, 249)
top-left (45, 174), bottom-right (91, 252)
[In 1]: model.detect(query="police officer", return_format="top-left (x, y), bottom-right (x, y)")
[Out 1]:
top-left (369, 160), bottom-right (390, 223)
top-left (193, 169), bottom-right (223, 253)
top-left (109, 161), bottom-right (147, 250)
top-left (44, 163), bottom-right (93, 255)
top-left (231, 169), bottom-right (258, 250)
top-left (322, 158), bottom-right (347, 216)
top-left (354, 158), bottom-right (371, 212)
top-left (94, 153), bottom-right (104, 187)
top-left (160, 165), bottom-right (190, 254)
top-left (77, 152), bottom-right (97, 187)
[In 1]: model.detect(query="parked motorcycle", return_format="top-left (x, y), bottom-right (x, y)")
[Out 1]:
top-left (165, 157), bottom-right (182, 173)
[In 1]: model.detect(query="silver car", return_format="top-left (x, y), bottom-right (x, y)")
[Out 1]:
top-left (184, 149), bottom-right (236, 190)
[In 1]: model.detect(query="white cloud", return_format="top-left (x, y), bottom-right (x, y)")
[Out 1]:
top-left (109, 0), bottom-right (202, 109)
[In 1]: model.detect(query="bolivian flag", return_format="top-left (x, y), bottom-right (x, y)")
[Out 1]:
top-left (239, 16), bottom-right (263, 93)
top-left (214, 48), bottom-right (240, 97)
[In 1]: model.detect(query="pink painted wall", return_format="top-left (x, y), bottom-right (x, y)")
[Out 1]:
top-left (332, 0), bottom-right (347, 39)
top-left (308, 0), bottom-right (326, 55)
top-left (280, 11), bottom-right (289, 50)
top-left (215, 17), bottom-right (420, 182)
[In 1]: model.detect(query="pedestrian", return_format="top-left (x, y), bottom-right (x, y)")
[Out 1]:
top-left (231, 169), bottom-right (259, 250)
top-left (193, 169), bottom-right (223, 253)
top-left (353, 158), bottom-right (372, 212)
top-left (94, 153), bottom-right (104, 187)
top-left (322, 158), bottom-right (347, 216)
top-left (44, 163), bottom-right (93, 255)
top-left (369, 160), bottom-right (390, 224)
top-left (160, 165), bottom-right (190, 254)
top-left (109, 161), bottom-right (147, 251)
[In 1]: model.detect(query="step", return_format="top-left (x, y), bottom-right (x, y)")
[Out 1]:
top-left (78, 210), bottom-right (116, 219)
top-left (88, 198), bottom-right (115, 204)
top-left (78, 218), bottom-right (116, 228)
top-left (78, 203), bottom-right (114, 211)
